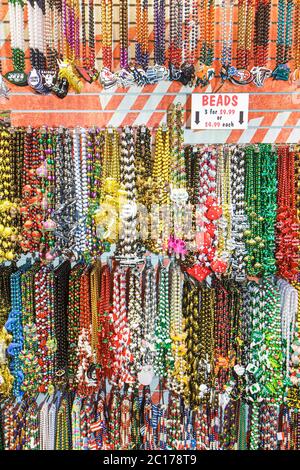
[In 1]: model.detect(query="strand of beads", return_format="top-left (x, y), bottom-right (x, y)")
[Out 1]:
top-left (101, 0), bottom-right (113, 71)
top-left (118, 127), bottom-right (138, 259)
top-left (196, 0), bottom-right (215, 86)
top-left (20, 129), bottom-right (42, 254)
top-left (230, 146), bottom-right (248, 281)
top-left (183, 276), bottom-right (200, 406)
top-left (169, 263), bottom-right (187, 395)
top-left (260, 144), bottom-right (278, 275)
top-left (136, 0), bottom-right (149, 68)
top-left (38, 129), bottom-right (57, 261)
top-left (7, 0), bottom-right (26, 83)
top-left (0, 267), bottom-right (14, 395)
top-left (155, 261), bottom-right (172, 380)
top-left (153, 0), bottom-right (165, 66)
top-left (127, 267), bottom-right (143, 378)
top-left (67, 263), bottom-right (83, 387)
top-left (0, 127), bottom-right (19, 262)
top-left (276, 145), bottom-right (300, 281)
top-left (111, 266), bottom-right (133, 387)
top-left (139, 258), bottom-right (156, 386)
top-left (273, 0), bottom-right (294, 80)
top-left (244, 145), bottom-right (264, 276)
top-left (5, 268), bottom-right (25, 399)
top-left (277, 279), bottom-right (298, 384)
top-left (236, 0), bottom-right (254, 72)
top-left (119, 0), bottom-right (129, 70)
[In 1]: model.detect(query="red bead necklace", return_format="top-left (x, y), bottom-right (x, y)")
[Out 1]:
top-left (276, 146), bottom-right (300, 281)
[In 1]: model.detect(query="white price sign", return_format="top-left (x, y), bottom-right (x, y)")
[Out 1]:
top-left (191, 93), bottom-right (249, 130)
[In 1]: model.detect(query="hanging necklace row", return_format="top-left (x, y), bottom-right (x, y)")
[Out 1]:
top-left (5, 1), bottom-right (300, 96)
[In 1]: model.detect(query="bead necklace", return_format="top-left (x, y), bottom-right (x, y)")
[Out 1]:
top-left (196, 0), bottom-right (215, 86)
top-left (288, 281), bottom-right (300, 396)
top-left (67, 264), bottom-right (83, 386)
top-left (216, 145), bottom-right (232, 270)
top-left (135, 125), bottom-right (152, 209)
top-left (95, 129), bottom-right (120, 247)
top-left (55, 393), bottom-right (72, 449)
top-left (139, 258), bottom-right (156, 386)
top-left (152, 126), bottom-right (171, 206)
top-left (277, 279), bottom-right (298, 383)
top-left (107, 387), bottom-right (121, 449)
top-left (198, 284), bottom-right (215, 405)
top-left (221, 400), bottom-right (239, 449)
top-left (244, 145), bottom-right (264, 276)
top-left (20, 263), bottom-right (42, 395)
top-left (97, 264), bottom-right (114, 380)
top-left (0, 321), bottom-right (14, 397)
top-left (77, 0), bottom-right (98, 82)
top-left (251, 0), bottom-right (272, 86)
top-left (12, 128), bottom-right (24, 204)
top-left (35, 266), bottom-right (55, 393)
top-left (272, 0), bottom-right (294, 81)
top-left (38, 129), bottom-right (57, 261)
top-left (0, 127), bottom-right (19, 262)
top-left (81, 129), bottom-right (89, 255)
top-left (120, 0), bottom-right (129, 70)
top-left (53, 260), bottom-right (70, 383)
top-left (127, 267), bottom-right (143, 378)
top-left (101, 0), bottom-right (113, 71)
top-left (76, 266), bottom-right (94, 396)
top-left (23, 398), bottom-right (39, 449)
top-left (246, 279), bottom-right (283, 406)
top-left (90, 261), bottom-right (100, 362)
top-left (236, 0), bottom-right (254, 73)
top-left (6, 0), bottom-right (27, 86)
top-left (295, 147), bottom-right (300, 235)
top-left (73, 128), bottom-right (85, 255)
top-left (214, 280), bottom-right (231, 393)
top-left (79, 395), bottom-right (94, 449)
top-left (168, 104), bottom-right (189, 253)
top-left (291, 0), bottom-right (300, 81)
top-left (168, 104), bottom-right (186, 191)
top-left (220, 0), bottom-right (235, 81)
top-left (86, 129), bottom-right (102, 257)
top-left (181, 0), bottom-right (198, 82)
top-left (21, 128), bottom-right (43, 254)
top-left (5, 268), bottom-right (24, 400)
top-left (59, 0), bottom-right (83, 93)
top-left (150, 127), bottom-right (171, 252)
top-left (130, 387), bottom-right (141, 448)
top-left (260, 144), bottom-right (278, 276)
top-left (169, 0), bottom-right (183, 73)
top-left (230, 146), bottom-right (248, 281)
top-left (167, 392), bottom-right (184, 449)
top-left (120, 388), bottom-right (132, 449)
top-left (111, 266), bottom-right (133, 387)
top-left (117, 127), bottom-right (138, 259)
top-left (183, 276), bottom-right (200, 407)
top-left (153, 0), bottom-right (165, 66)
top-left (45, 0), bottom-right (59, 73)
top-left (136, 0), bottom-right (149, 68)
top-left (27, 0), bottom-right (56, 95)
top-left (276, 146), bottom-right (299, 281)
top-left (53, 129), bottom-right (77, 256)
top-left (169, 264), bottom-right (187, 395)
top-left (71, 395), bottom-right (82, 449)
top-left (191, 146), bottom-right (224, 280)
top-left (155, 262), bottom-right (172, 379)
top-left (182, 0), bottom-right (191, 65)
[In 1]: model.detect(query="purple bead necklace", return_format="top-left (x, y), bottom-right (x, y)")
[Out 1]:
top-left (154, 0), bottom-right (166, 65)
